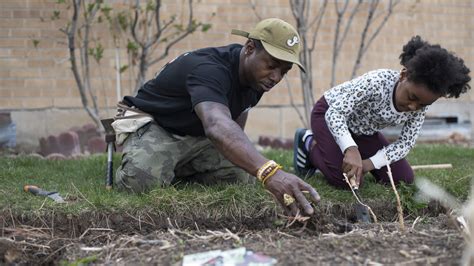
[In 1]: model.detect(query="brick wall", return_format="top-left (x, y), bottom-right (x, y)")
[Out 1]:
top-left (0, 0), bottom-right (473, 149)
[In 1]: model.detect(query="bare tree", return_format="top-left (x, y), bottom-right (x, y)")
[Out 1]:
top-left (351, 0), bottom-right (400, 79)
top-left (330, 0), bottom-right (362, 87)
top-left (61, 0), bottom-right (102, 128)
top-left (51, 0), bottom-right (210, 128)
top-left (289, 0), bottom-right (398, 125)
top-left (290, 0), bottom-right (328, 127)
top-left (128, 0), bottom-right (212, 92)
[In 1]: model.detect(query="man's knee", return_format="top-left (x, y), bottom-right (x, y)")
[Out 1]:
top-left (115, 162), bottom-right (166, 193)
top-left (192, 168), bottom-right (255, 185)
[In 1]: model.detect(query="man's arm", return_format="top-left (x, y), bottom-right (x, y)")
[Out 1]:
top-left (235, 110), bottom-right (249, 130)
top-left (194, 101), bottom-right (320, 216)
top-left (195, 102), bottom-right (265, 175)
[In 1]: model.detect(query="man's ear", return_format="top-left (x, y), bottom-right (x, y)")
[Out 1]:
top-left (244, 39), bottom-right (256, 55)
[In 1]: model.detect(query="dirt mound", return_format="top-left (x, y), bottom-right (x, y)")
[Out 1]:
top-left (0, 201), bottom-right (462, 265)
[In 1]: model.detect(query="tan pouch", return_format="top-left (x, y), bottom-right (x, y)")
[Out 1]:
top-left (112, 103), bottom-right (153, 145)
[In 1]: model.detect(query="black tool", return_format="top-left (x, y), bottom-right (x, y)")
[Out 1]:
top-left (352, 187), bottom-right (371, 223)
top-left (101, 118), bottom-right (116, 190)
top-left (347, 175), bottom-right (371, 223)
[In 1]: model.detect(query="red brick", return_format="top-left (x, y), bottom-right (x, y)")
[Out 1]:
top-left (9, 69), bottom-right (42, 78)
top-left (13, 10), bottom-right (41, 18)
top-left (43, 87), bottom-right (70, 97)
top-left (0, 79), bottom-right (25, 88)
top-left (0, 98), bottom-right (24, 109)
top-left (52, 97), bottom-right (83, 108)
top-left (1, 58), bottom-right (28, 68)
top-left (0, 39), bottom-right (26, 48)
top-left (0, 89), bottom-right (12, 97)
top-left (11, 28), bottom-right (40, 38)
top-left (0, 18), bottom-right (24, 28)
top-left (25, 79), bottom-right (53, 88)
top-left (0, 11), bottom-right (13, 18)
top-left (11, 87), bottom-right (42, 97)
top-left (23, 97), bottom-right (53, 108)
top-left (0, 49), bottom-right (11, 57)
top-left (27, 59), bottom-right (55, 67)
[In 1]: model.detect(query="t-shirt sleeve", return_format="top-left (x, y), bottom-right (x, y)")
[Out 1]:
top-left (186, 63), bottom-right (232, 109)
top-left (324, 72), bottom-right (379, 153)
top-left (369, 109), bottom-right (426, 169)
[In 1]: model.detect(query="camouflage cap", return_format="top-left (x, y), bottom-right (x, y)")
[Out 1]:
top-left (232, 18), bottom-right (305, 72)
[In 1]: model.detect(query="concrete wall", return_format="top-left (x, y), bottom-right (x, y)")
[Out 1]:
top-left (0, 0), bottom-right (473, 150)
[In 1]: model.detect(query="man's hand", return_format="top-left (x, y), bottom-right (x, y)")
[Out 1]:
top-left (342, 146), bottom-right (363, 186)
top-left (264, 170), bottom-right (320, 217)
top-left (194, 102), bottom-right (319, 217)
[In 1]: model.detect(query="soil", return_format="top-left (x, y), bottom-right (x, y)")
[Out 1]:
top-left (0, 203), bottom-right (466, 265)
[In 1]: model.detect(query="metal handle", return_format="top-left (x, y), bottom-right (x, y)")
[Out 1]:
top-left (106, 142), bottom-right (114, 190)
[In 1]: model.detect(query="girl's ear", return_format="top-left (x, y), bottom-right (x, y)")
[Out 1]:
top-left (399, 67), bottom-right (408, 81)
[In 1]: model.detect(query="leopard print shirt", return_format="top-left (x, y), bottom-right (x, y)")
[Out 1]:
top-left (323, 69), bottom-right (426, 169)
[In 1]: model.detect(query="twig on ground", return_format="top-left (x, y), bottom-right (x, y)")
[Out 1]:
top-left (343, 173), bottom-right (378, 223)
top-left (81, 244), bottom-right (115, 252)
top-left (277, 212), bottom-right (310, 228)
top-left (205, 228), bottom-right (241, 243)
top-left (461, 183), bottom-right (474, 265)
top-left (383, 148), bottom-right (405, 231)
top-left (79, 228), bottom-right (114, 240)
top-left (71, 182), bottom-right (96, 209)
top-left (38, 197), bottom-right (48, 211)
top-left (0, 237), bottom-right (51, 249)
top-left (194, 222), bottom-right (200, 232)
top-left (397, 255), bottom-right (445, 265)
top-left (411, 216), bottom-right (422, 229)
top-left (43, 243), bottom-right (74, 264)
top-left (125, 212), bottom-right (155, 228)
top-left (277, 231), bottom-right (296, 238)
top-left (9, 208), bottom-right (15, 228)
top-left (51, 210), bottom-right (55, 238)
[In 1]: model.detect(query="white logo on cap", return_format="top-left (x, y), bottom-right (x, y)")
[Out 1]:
top-left (287, 36), bottom-right (299, 47)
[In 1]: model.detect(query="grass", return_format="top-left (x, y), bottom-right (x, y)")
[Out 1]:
top-left (0, 144), bottom-right (472, 220)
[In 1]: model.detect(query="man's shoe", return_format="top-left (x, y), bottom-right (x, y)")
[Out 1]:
top-left (293, 128), bottom-right (315, 178)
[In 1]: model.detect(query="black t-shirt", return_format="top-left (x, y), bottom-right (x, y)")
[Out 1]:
top-left (123, 44), bottom-right (263, 136)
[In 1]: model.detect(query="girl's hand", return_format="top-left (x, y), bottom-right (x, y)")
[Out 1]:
top-left (342, 146), bottom-right (363, 186)
top-left (362, 159), bottom-right (375, 174)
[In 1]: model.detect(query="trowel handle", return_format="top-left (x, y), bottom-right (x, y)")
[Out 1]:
top-left (349, 176), bottom-right (359, 190)
top-left (23, 185), bottom-right (47, 196)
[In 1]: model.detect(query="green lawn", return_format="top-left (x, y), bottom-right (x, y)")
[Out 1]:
top-left (0, 144), bottom-right (472, 218)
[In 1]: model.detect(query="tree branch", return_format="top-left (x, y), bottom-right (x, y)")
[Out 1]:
top-left (249, 0), bottom-right (262, 21)
top-left (351, 0), bottom-right (398, 78)
top-left (148, 0), bottom-right (195, 66)
top-left (309, 0), bottom-right (328, 53)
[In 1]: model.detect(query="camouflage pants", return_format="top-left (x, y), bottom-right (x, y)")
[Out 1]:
top-left (115, 122), bottom-right (254, 193)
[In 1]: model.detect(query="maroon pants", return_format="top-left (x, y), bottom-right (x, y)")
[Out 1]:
top-left (309, 97), bottom-right (414, 188)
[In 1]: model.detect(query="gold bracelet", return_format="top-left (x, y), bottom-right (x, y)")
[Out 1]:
top-left (261, 164), bottom-right (282, 185)
top-left (256, 160), bottom-right (282, 184)
top-left (256, 160), bottom-right (275, 182)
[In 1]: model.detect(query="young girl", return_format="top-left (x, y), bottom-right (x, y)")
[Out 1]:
top-left (294, 36), bottom-right (471, 189)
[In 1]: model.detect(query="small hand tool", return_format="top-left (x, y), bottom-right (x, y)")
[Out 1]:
top-left (23, 185), bottom-right (65, 203)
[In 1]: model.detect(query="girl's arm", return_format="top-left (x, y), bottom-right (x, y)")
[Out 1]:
top-left (369, 109), bottom-right (426, 169)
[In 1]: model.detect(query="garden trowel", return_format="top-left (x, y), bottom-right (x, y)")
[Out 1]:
top-left (23, 185), bottom-right (65, 203)
top-left (350, 178), bottom-right (371, 223)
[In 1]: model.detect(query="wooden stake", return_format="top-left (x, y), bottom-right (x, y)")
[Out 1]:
top-left (384, 148), bottom-right (405, 231)
top-left (411, 163), bottom-right (452, 170)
